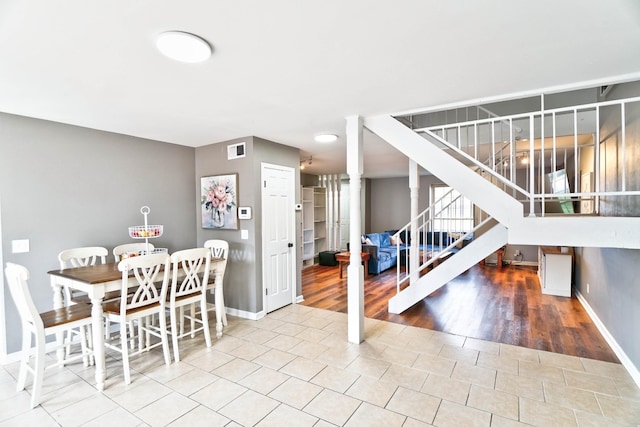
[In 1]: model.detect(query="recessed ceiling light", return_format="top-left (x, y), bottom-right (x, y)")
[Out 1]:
top-left (314, 134), bottom-right (338, 143)
top-left (156, 31), bottom-right (211, 63)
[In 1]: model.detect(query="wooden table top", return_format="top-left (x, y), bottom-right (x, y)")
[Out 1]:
top-left (48, 257), bottom-right (225, 285)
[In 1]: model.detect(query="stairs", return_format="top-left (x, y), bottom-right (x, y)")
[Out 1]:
top-left (364, 101), bottom-right (640, 314)
top-left (389, 223), bottom-right (507, 314)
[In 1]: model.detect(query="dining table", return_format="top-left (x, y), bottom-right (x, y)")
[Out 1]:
top-left (47, 257), bottom-right (225, 391)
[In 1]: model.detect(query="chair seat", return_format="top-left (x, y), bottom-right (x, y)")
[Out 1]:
top-left (40, 304), bottom-right (93, 329)
top-left (102, 299), bottom-right (162, 317)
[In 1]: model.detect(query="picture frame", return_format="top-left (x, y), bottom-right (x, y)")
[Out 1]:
top-left (201, 173), bottom-right (238, 229)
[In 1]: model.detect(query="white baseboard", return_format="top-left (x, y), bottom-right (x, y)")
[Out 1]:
top-left (224, 307), bottom-right (265, 321)
top-left (506, 260), bottom-right (538, 267)
top-left (296, 295), bottom-right (305, 304)
top-left (576, 290), bottom-right (640, 388)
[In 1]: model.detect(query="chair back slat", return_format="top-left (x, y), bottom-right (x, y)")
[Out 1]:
top-left (203, 239), bottom-right (229, 282)
top-left (170, 248), bottom-right (211, 300)
top-left (118, 253), bottom-right (170, 312)
top-left (59, 246), bottom-right (108, 269)
top-left (113, 243), bottom-right (155, 262)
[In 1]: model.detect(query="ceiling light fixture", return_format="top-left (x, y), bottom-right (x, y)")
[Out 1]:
top-left (300, 156), bottom-right (312, 170)
top-left (314, 134), bottom-right (338, 143)
top-left (156, 31), bottom-right (212, 63)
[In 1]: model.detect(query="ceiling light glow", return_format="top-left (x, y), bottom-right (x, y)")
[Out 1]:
top-left (156, 31), bottom-right (211, 63)
top-left (314, 134), bottom-right (338, 143)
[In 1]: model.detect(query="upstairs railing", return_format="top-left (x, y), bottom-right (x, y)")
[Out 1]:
top-left (403, 96), bottom-right (640, 217)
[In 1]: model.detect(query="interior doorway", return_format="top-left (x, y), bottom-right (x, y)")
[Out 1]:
top-left (261, 163), bottom-right (296, 313)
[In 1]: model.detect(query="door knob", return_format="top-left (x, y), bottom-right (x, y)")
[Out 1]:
top-left (288, 243), bottom-right (294, 248)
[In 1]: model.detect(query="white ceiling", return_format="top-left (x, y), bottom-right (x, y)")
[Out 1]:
top-left (1, 1), bottom-right (640, 178)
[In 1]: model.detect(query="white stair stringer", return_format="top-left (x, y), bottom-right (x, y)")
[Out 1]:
top-left (364, 114), bottom-right (523, 227)
top-left (388, 224), bottom-right (508, 314)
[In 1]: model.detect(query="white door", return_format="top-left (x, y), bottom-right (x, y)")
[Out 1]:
top-left (261, 163), bottom-right (296, 313)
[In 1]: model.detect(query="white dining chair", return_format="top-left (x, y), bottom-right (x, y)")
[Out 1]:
top-left (167, 248), bottom-right (212, 362)
top-left (4, 262), bottom-right (93, 408)
top-left (113, 242), bottom-right (155, 262)
top-left (58, 246), bottom-right (109, 305)
top-left (203, 239), bottom-right (229, 328)
top-left (57, 246), bottom-right (108, 361)
top-left (103, 253), bottom-right (171, 384)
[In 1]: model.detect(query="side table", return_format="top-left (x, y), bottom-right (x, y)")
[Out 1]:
top-left (335, 252), bottom-right (371, 278)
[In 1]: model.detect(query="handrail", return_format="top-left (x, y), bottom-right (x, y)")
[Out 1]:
top-left (395, 215), bottom-right (493, 291)
top-left (407, 95), bottom-right (640, 217)
top-left (421, 128), bottom-right (530, 199)
top-left (413, 96), bottom-right (640, 134)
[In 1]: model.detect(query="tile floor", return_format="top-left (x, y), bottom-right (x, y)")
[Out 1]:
top-left (1, 304), bottom-right (639, 426)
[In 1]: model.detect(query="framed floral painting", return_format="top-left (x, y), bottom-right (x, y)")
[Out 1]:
top-left (201, 174), bottom-right (238, 229)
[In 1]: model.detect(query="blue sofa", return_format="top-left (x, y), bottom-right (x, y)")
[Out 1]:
top-left (360, 230), bottom-right (473, 275)
top-left (361, 232), bottom-right (397, 275)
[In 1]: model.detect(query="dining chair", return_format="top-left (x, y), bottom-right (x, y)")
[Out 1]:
top-left (103, 253), bottom-right (171, 384)
top-left (203, 239), bottom-right (229, 327)
top-left (167, 248), bottom-right (212, 362)
top-left (4, 262), bottom-right (93, 409)
top-left (58, 246), bottom-right (109, 305)
top-left (57, 246), bottom-right (109, 361)
top-left (113, 242), bottom-right (155, 262)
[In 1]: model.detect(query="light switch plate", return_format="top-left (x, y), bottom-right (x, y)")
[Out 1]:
top-left (241, 229), bottom-right (249, 240)
top-left (12, 239), bottom-right (30, 253)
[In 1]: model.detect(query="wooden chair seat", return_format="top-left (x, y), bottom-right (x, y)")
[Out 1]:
top-left (102, 299), bottom-right (162, 316)
top-left (40, 304), bottom-right (93, 329)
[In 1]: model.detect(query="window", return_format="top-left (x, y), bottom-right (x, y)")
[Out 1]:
top-left (431, 185), bottom-right (474, 232)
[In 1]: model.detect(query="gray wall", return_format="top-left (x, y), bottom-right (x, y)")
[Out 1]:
top-left (574, 81), bottom-right (640, 369)
top-left (195, 137), bottom-right (300, 315)
top-left (0, 113), bottom-right (196, 353)
top-left (369, 175), bottom-right (442, 233)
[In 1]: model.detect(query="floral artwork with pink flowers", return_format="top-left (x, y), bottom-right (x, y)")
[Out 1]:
top-left (201, 174), bottom-right (238, 229)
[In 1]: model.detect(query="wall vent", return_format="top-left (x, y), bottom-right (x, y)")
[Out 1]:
top-left (227, 142), bottom-right (246, 160)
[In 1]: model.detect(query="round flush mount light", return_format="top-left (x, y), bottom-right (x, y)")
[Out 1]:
top-left (156, 31), bottom-right (211, 63)
top-left (314, 133), bottom-right (338, 143)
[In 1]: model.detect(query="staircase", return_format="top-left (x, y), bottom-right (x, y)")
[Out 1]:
top-left (364, 95), bottom-right (640, 314)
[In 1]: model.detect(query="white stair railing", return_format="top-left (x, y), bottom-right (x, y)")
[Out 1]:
top-left (392, 184), bottom-right (490, 290)
top-left (407, 96), bottom-right (640, 217)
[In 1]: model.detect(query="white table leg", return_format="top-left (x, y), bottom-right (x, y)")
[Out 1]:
top-left (90, 296), bottom-right (106, 391)
top-left (214, 272), bottom-right (224, 339)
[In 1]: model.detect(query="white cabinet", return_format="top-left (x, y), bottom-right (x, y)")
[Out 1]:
top-left (301, 186), bottom-right (327, 268)
top-left (538, 246), bottom-right (573, 297)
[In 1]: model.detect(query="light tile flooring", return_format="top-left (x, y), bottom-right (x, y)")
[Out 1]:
top-left (1, 304), bottom-right (639, 426)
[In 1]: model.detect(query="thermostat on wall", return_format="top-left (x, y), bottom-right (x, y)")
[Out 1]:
top-left (238, 206), bottom-right (252, 219)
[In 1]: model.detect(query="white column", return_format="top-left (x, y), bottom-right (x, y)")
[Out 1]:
top-left (346, 115), bottom-right (364, 344)
top-left (409, 160), bottom-right (420, 284)
top-left (335, 176), bottom-right (341, 250)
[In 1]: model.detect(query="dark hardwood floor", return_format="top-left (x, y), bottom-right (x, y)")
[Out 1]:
top-left (301, 262), bottom-right (619, 363)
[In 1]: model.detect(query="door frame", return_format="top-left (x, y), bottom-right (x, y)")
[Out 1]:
top-left (260, 162), bottom-right (297, 313)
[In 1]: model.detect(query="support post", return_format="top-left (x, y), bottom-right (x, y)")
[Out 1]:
top-left (409, 160), bottom-right (420, 284)
top-left (346, 115), bottom-right (364, 344)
